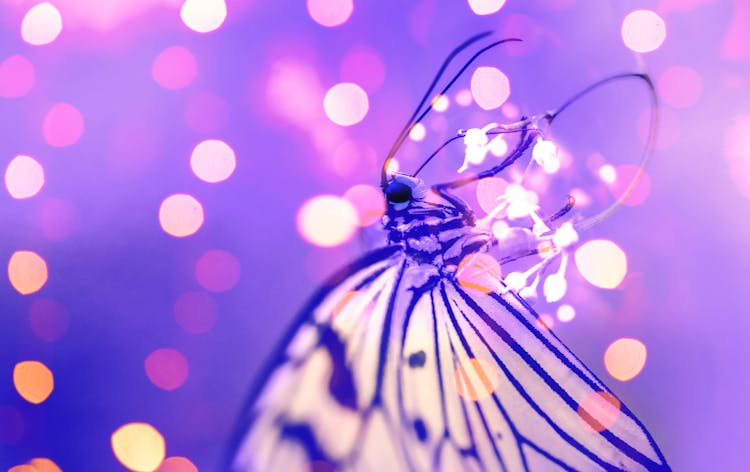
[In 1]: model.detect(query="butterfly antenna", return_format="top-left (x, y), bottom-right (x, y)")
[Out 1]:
top-left (562, 73), bottom-right (658, 231)
top-left (381, 33), bottom-right (522, 186)
top-left (412, 126), bottom-right (528, 178)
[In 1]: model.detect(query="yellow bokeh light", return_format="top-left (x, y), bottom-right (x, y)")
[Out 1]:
top-left (409, 122), bottom-right (426, 141)
top-left (29, 458), bottom-right (62, 472)
top-left (574, 239), bottom-right (627, 289)
top-left (5, 155), bottom-right (44, 199)
top-left (323, 82), bottom-right (369, 126)
top-left (307, 0), bottom-right (353, 27)
top-left (342, 184), bottom-right (385, 227)
top-left (180, 0), bottom-right (227, 33)
top-left (432, 94), bottom-right (449, 112)
top-left (577, 391), bottom-right (621, 433)
top-left (13, 360), bottom-right (54, 404)
top-left (468, 0), bottom-right (506, 16)
top-left (156, 456), bottom-right (198, 472)
top-left (8, 466), bottom-right (36, 472)
top-left (296, 195), bottom-right (358, 247)
top-left (8, 250), bottom-right (48, 295)
top-left (470, 66), bottom-right (510, 110)
top-left (21, 2), bottom-right (63, 46)
top-left (158, 194), bottom-right (204, 238)
top-left (111, 423), bottom-right (166, 472)
top-left (604, 338), bottom-right (647, 382)
top-left (457, 253), bottom-right (502, 294)
top-left (190, 139), bottom-right (236, 183)
top-left (621, 10), bottom-right (666, 53)
top-left (454, 358), bottom-right (500, 401)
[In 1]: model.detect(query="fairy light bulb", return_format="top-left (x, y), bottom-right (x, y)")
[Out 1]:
top-left (543, 253), bottom-right (569, 303)
top-left (553, 222), bottom-right (579, 248)
top-left (459, 123), bottom-right (497, 172)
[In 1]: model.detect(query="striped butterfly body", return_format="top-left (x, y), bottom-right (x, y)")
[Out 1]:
top-left (229, 34), bottom-right (670, 472)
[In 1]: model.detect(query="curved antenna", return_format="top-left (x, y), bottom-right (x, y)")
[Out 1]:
top-left (564, 73), bottom-right (658, 231)
top-left (380, 33), bottom-right (522, 187)
top-left (380, 31), bottom-right (492, 187)
top-left (412, 127), bottom-right (528, 178)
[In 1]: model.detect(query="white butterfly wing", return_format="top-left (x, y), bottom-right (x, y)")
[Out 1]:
top-left (229, 245), bottom-right (670, 471)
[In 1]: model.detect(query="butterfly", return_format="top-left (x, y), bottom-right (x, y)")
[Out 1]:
top-left (227, 33), bottom-right (671, 472)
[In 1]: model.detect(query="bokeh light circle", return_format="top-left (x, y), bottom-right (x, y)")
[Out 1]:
top-left (13, 361), bottom-right (54, 404)
top-left (158, 194), bottom-right (204, 238)
top-left (621, 10), bottom-right (666, 53)
top-left (323, 83), bottom-right (369, 126)
top-left (8, 250), bottom-right (48, 295)
top-left (145, 348), bottom-right (189, 391)
top-left (657, 65), bottom-right (703, 109)
top-left (342, 184), bottom-right (385, 227)
top-left (43, 103), bottom-right (84, 147)
top-left (468, 0), bottom-right (506, 15)
top-left (556, 304), bottom-right (576, 322)
top-left (0, 55), bottom-right (35, 98)
top-left (604, 338), bottom-right (647, 381)
top-left (296, 195), bottom-right (358, 247)
top-left (190, 139), bottom-right (236, 183)
top-left (111, 423), bottom-right (166, 472)
top-left (339, 46), bottom-right (385, 92)
top-left (5, 155), bottom-right (44, 199)
top-left (21, 3), bottom-right (63, 46)
top-left (725, 115), bottom-right (750, 200)
top-left (29, 458), bottom-right (62, 472)
top-left (470, 66), bottom-right (510, 110)
top-left (574, 239), bottom-right (628, 289)
top-left (454, 358), bottom-right (500, 401)
top-left (457, 253), bottom-right (502, 294)
top-left (180, 0), bottom-right (228, 33)
top-left (174, 291), bottom-right (218, 334)
top-left (152, 46), bottom-right (197, 90)
top-left (157, 456), bottom-right (198, 472)
top-left (577, 391), bottom-right (621, 433)
top-left (307, 0), bottom-right (353, 27)
top-left (195, 249), bottom-right (241, 292)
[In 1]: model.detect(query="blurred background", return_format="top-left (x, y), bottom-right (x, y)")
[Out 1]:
top-left (0, 0), bottom-right (748, 470)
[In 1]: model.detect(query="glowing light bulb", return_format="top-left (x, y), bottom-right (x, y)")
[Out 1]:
top-left (552, 222), bottom-right (578, 248)
top-left (409, 123), bottom-right (426, 141)
top-left (621, 10), bottom-right (667, 53)
top-left (21, 2), bottom-right (62, 46)
top-left (181, 0), bottom-right (227, 33)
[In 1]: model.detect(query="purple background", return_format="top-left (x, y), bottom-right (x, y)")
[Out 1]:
top-left (1, 0), bottom-right (748, 470)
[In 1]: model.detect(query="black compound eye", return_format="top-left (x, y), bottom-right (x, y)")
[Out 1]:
top-left (385, 181), bottom-right (412, 204)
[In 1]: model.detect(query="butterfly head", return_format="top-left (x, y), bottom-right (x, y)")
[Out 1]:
top-left (384, 173), bottom-right (428, 211)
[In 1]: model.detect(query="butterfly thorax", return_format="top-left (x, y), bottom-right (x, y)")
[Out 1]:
top-left (383, 200), bottom-right (492, 269)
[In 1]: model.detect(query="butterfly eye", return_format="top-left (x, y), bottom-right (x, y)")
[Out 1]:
top-left (385, 181), bottom-right (412, 204)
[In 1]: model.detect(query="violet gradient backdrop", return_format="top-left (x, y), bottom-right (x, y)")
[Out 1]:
top-left (1, 0), bottom-right (749, 470)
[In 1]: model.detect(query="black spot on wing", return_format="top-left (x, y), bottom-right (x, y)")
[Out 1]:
top-left (408, 350), bottom-right (426, 368)
top-left (320, 328), bottom-right (358, 410)
top-left (281, 421), bottom-right (337, 465)
top-left (414, 418), bottom-right (428, 442)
